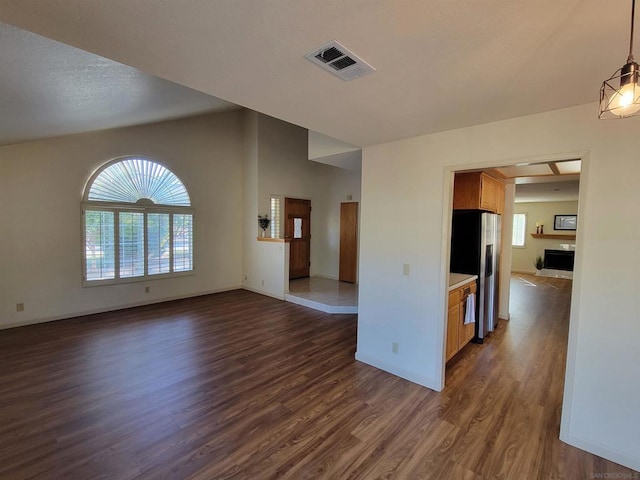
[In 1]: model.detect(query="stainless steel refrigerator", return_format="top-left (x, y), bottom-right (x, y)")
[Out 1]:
top-left (450, 210), bottom-right (501, 343)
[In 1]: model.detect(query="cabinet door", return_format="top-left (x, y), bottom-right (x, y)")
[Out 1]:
top-left (446, 304), bottom-right (460, 361)
top-left (479, 175), bottom-right (493, 211)
top-left (453, 173), bottom-right (482, 210)
top-left (459, 283), bottom-right (478, 348)
top-left (446, 290), bottom-right (460, 361)
top-left (459, 302), bottom-right (476, 348)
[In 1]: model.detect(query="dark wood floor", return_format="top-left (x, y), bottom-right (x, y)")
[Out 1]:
top-left (0, 275), bottom-right (636, 479)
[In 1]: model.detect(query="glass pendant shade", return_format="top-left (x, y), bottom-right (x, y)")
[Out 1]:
top-left (599, 61), bottom-right (640, 118)
top-left (599, 0), bottom-right (640, 118)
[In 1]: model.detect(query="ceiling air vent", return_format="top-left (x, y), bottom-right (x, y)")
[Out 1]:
top-left (305, 40), bottom-right (375, 81)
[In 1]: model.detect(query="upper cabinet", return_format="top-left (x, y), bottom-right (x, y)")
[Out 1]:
top-left (453, 172), bottom-right (505, 214)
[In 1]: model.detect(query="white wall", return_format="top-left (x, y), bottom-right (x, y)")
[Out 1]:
top-left (512, 200), bottom-right (579, 273)
top-left (0, 111), bottom-right (244, 327)
top-left (499, 183), bottom-right (516, 320)
top-left (357, 103), bottom-right (640, 471)
top-left (312, 167), bottom-right (362, 280)
top-left (241, 111), bottom-right (293, 298)
top-left (244, 113), bottom-right (361, 291)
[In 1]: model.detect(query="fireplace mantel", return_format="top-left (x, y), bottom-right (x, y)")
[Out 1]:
top-left (531, 233), bottom-right (576, 241)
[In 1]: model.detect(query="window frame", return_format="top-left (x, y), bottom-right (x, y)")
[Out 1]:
top-left (82, 157), bottom-right (194, 287)
top-left (82, 203), bottom-right (195, 286)
top-left (512, 212), bottom-right (527, 248)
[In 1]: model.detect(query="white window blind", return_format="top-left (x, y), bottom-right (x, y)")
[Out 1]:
top-left (88, 158), bottom-right (190, 206)
top-left (147, 213), bottom-right (170, 275)
top-left (83, 157), bottom-right (194, 285)
top-left (173, 213), bottom-right (193, 272)
top-left (270, 195), bottom-right (281, 239)
top-left (512, 213), bottom-right (526, 247)
top-left (119, 211), bottom-right (145, 278)
top-left (84, 210), bottom-right (115, 281)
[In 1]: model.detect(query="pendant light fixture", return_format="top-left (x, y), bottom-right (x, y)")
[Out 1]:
top-left (599, 0), bottom-right (640, 118)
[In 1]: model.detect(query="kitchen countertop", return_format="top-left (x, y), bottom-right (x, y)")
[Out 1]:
top-left (449, 273), bottom-right (478, 291)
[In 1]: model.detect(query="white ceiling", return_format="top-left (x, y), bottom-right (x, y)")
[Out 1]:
top-left (477, 159), bottom-right (581, 203)
top-left (0, 0), bottom-right (635, 148)
top-left (515, 180), bottom-right (581, 203)
top-left (0, 23), bottom-right (237, 146)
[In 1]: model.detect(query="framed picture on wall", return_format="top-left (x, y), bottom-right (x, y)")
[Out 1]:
top-left (554, 214), bottom-right (577, 231)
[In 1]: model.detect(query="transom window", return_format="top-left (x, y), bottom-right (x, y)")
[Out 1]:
top-left (83, 157), bottom-right (193, 285)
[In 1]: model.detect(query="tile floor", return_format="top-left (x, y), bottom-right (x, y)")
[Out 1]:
top-left (285, 276), bottom-right (358, 314)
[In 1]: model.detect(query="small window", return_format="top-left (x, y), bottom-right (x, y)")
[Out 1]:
top-left (270, 195), bottom-right (282, 239)
top-left (82, 157), bottom-right (193, 285)
top-left (512, 213), bottom-right (526, 247)
top-left (293, 218), bottom-right (303, 239)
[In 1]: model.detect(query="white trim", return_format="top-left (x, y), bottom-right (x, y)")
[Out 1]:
top-left (443, 150), bottom-right (588, 414)
top-left (560, 151), bottom-right (589, 464)
top-left (241, 285), bottom-right (286, 301)
top-left (559, 432), bottom-right (640, 472)
top-left (355, 351), bottom-right (439, 391)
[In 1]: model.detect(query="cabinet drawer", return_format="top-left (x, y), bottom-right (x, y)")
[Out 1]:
top-left (460, 282), bottom-right (477, 297)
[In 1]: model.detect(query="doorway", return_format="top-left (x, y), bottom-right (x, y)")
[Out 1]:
top-left (445, 158), bottom-right (581, 377)
top-left (285, 197), bottom-right (311, 279)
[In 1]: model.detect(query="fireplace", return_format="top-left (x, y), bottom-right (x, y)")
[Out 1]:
top-left (544, 249), bottom-right (575, 271)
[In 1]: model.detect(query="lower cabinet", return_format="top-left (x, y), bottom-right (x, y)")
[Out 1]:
top-left (446, 280), bottom-right (478, 361)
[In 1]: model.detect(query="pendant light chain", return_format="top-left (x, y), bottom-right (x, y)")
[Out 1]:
top-left (629, 0), bottom-right (636, 62)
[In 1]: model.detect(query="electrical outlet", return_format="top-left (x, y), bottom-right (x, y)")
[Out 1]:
top-left (16, 303), bottom-right (24, 312)
top-left (392, 342), bottom-right (399, 354)
top-left (145, 286), bottom-right (150, 293)
top-left (243, 274), bottom-right (248, 281)
top-left (402, 264), bottom-right (410, 276)
top-left (261, 280), bottom-right (264, 286)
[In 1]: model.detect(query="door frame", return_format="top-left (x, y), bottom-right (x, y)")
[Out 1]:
top-left (440, 151), bottom-right (588, 394)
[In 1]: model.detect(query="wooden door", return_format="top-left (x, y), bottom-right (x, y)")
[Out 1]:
top-left (285, 198), bottom-right (311, 279)
top-left (459, 282), bottom-right (477, 348)
top-left (339, 202), bottom-right (358, 283)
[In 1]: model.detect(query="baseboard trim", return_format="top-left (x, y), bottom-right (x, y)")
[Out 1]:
top-left (241, 285), bottom-right (285, 301)
top-left (0, 285), bottom-right (243, 331)
top-left (355, 351), bottom-right (439, 391)
top-left (560, 431), bottom-right (640, 472)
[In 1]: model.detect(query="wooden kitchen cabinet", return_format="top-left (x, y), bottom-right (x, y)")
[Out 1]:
top-left (446, 290), bottom-right (460, 361)
top-left (446, 279), bottom-right (478, 362)
top-left (453, 172), bottom-right (505, 214)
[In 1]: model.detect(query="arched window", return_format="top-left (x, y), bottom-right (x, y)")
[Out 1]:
top-left (83, 157), bottom-right (193, 284)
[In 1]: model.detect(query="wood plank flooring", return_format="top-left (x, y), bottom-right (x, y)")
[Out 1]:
top-left (0, 275), bottom-right (637, 479)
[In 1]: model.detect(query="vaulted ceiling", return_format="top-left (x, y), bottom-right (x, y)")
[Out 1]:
top-left (0, 1), bottom-right (634, 147)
